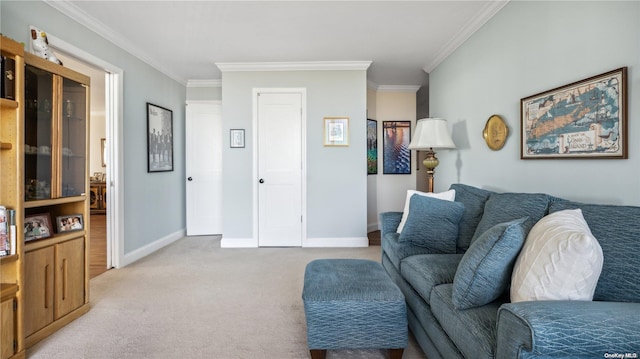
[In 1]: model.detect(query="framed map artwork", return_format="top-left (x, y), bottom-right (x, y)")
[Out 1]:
top-left (521, 67), bottom-right (627, 159)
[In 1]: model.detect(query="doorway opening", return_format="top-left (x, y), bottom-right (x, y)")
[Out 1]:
top-left (48, 34), bottom-right (124, 274)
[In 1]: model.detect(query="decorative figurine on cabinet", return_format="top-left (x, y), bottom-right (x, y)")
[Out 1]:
top-left (29, 26), bottom-right (63, 65)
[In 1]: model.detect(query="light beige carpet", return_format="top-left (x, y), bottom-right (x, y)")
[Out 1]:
top-left (27, 236), bottom-right (426, 359)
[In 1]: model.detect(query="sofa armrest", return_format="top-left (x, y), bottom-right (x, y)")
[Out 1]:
top-left (379, 212), bottom-right (403, 237)
top-left (496, 301), bottom-right (640, 359)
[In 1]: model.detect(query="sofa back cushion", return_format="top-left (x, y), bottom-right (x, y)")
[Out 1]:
top-left (549, 200), bottom-right (640, 302)
top-left (449, 183), bottom-right (494, 252)
top-left (471, 192), bottom-right (550, 244)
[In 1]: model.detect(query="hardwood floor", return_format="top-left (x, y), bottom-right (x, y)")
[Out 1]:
top-left (89, 213), bottom-right (109, 279)
top-left (368, 230), bottom-right (381, 246)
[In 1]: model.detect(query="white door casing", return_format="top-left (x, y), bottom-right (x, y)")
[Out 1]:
top-left (254, 89), bottom-right (306, 247)
top-left (186, 101), bottom-right (223, 235)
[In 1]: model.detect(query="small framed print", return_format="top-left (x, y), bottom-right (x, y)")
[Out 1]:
top-left (56, 214), bottom-right (84, 233)
top-left (24, 213), bottom-right (53, 242)
top-left (230, 129), bottom-right (245, 148)
top-left (324, 117), bottom-right (349, 146)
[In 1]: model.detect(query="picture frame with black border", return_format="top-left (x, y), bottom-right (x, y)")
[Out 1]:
top-left (56, 214), bottom-right (84, 233)
top-left (147, 102), bottom-right (174, 172)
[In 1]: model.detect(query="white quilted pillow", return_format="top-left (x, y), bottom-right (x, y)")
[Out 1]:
top-left (396, 189), bottom-right (456, 233)
top-left (510, 209), bottom-right (603, 303)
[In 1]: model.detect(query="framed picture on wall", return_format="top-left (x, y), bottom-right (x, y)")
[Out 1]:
top-left (521, 67), bottom-right (627, 159)
top-left (147, 102), bottom-right (174, 172)
top-left (230, 129), bottom-right (245, 148)
top-left (323, 117), bottom-right (349, 146)
top-left (367, 119), bottom-right (377, 174)
top-left (383, 121), bottom-right (411, 174)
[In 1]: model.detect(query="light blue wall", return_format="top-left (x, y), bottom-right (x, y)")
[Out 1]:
top-left (221, 70), bottom-right (367, 241)
top-left (186, 86), bottom-right (222, 102)
top-left (430, 1), bottom-right (640, 205)
top-left (1, 1), bottom-right (187, 253)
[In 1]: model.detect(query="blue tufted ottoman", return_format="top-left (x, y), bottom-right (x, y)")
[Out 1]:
top-left (302, 259), bottom-right (408, 359)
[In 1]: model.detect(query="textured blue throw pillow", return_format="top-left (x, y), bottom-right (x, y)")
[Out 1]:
top-left (452, 217), bottom-right (528, 310)
top-left (398, 195), bottom-right (464, 254)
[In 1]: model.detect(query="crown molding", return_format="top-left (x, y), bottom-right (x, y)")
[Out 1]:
top-left (187, 79), bottom-right (222, 88)
top-left (423, 0), bottom-right (510, 73)
top-left (44, 0), bottom-right (187, 85)
top-left (215, 61), bottom-right (372, 72)
top-left (377, 85), bottom-right (421, 93)
top-left (367, 81), bottom-right (420, 93)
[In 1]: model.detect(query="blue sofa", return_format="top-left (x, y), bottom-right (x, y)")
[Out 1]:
top-left (380, 183), bottom-right (640, 358)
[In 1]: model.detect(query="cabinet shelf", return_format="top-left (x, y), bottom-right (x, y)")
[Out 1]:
top-left (25, 231), bottom-right (86, 252)
top-left (0, 98), bottom-right (19, 109)
top-left (24, 195), bottom-right (86, 208)
top-left (0, 283), bottom-right (19, 301)
top-left (0, 254), bottom-right (19, 264)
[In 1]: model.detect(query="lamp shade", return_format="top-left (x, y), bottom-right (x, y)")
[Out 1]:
top-left (408, 118), bottom-right (456, 150)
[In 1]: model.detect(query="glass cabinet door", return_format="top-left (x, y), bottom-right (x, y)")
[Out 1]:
top-left (24, 64), bottom-right (53, 201)
top-left (60, 78), bottom-right (87, 197)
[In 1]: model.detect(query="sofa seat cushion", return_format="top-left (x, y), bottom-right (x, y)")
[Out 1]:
top-left (550, 200), bottom-right (640, 302)
top-left (472, 192), bottom-right (550, 244)
top-left (381, 232), bottom-right (438, 271)
top-left (400, 254), bottom-right (464, 305)
top-left (431, 284), bottom-right (504, 359)
top-left (449, 183), bottom-right (494, 252)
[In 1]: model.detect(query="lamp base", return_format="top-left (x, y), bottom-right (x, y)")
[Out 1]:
top-left (422, 148), bottom-right (439, 193)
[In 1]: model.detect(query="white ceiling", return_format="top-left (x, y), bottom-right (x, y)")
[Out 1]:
top-left (46, 1), bottom-right (508, 87)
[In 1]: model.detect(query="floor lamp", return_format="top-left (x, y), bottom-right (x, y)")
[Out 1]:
top-left (408, 118), bottom-right (456, 193)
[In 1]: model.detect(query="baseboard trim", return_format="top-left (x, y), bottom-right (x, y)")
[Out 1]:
top-left (121, 229), bottom-right (185, 266)
top-left (304, 237), bottom-right (369, 247)
top-left (220, 237), bottom-right (258, 248)
top-left (220, 237), bottom-right (369, 248)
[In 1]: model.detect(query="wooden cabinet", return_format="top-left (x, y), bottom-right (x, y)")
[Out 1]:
top-left (24, 237), bottom-right (85, 338)
top-left (0, 35), bottom-right (25, 359)
top-left (90, 181), bottom-right (107, 213)
top-left (23, 246), bottom-right (54, 336)
top-left (1, 294), bottom-right (17, 359)
top-left (0, 34), bottom-right (90, 358)
top-left (21, 52), bottom-right (90, 348)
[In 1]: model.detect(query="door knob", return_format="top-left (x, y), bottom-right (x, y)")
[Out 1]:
top-left (259, 178), bottom-right (264, 183)
top-left (187, 177), bottom-right (193, 181)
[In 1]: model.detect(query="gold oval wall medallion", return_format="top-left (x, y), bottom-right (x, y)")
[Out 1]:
top-left (483, 115), bottom-right (508, 150)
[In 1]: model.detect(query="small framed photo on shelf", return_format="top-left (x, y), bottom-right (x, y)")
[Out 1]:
top-left (56, 214), bottom-right (84, 233)
top-left (230, 129), bottom-right (245, 148)
top-left (323, 117), bottom-right (350, 146)
top-left (24, 213), bottom-right (53, 242)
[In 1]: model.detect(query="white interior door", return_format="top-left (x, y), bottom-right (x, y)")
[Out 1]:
top-left (186, 101), bottom-right (223, 235)
top-left (257, 92), bottom-right (303, 247)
